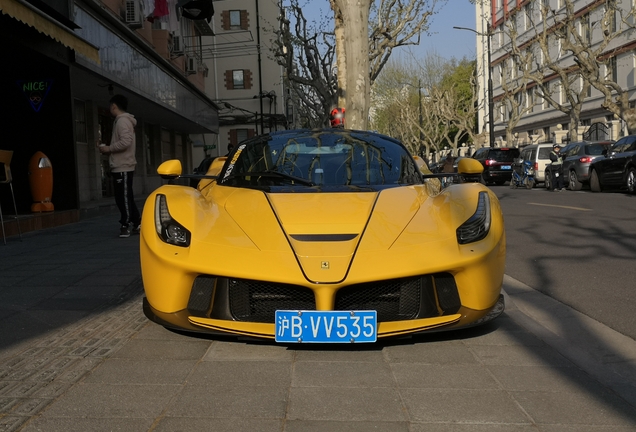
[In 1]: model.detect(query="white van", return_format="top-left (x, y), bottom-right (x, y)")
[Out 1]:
top-left (519, 143), bottom-right (554, 186)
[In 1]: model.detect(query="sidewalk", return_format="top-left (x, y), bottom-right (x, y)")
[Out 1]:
top-left (1, 215), bottom-right (635, 431)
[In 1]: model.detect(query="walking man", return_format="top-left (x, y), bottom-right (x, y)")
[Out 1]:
top-left (97, 94), bottom-right (141, 237)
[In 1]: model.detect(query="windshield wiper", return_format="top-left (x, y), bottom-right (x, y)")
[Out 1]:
top-left (226, 170), bottom-right (315, 186)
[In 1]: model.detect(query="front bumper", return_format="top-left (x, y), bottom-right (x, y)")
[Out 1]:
top-left (142, 293), bottom-right (505, 341)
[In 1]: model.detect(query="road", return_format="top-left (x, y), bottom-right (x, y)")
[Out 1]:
top-left (493, 185), bottom-right (636, 340)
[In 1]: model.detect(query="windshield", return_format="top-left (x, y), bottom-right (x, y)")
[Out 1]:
top-left (218, 130), bottom-right (422, 191)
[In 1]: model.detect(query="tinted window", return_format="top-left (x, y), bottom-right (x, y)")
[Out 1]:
top-left (611, 137), bottom-right (628, 153)
top-left (585, 144), bottom-right (608, 155)
top-left (489, 149), bottom-right (519, 162)
top-left (219, 130), bottom-right (421, 190)
top-left (565, 145), bottom-right (579, 157)
top-left (538, 147), bottom-right (552, 159)
top-left (473, 148), bottom-right (487, 159)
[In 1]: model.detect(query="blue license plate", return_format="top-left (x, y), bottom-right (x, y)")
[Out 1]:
top-left (501, 165), bottom-right (511, 170)
top-left (275, 310), bottom-right (377, 343)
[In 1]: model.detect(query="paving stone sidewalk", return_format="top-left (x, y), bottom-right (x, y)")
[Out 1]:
top-left (1, 215), bottom-right (635, 431)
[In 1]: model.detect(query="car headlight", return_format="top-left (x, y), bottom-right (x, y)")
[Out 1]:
top-left (456, 191), bottom-right (491, 244)
top-left (154, 194), bottom-right (191, 247)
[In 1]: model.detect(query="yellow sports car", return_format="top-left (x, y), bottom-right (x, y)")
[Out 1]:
top-left (141, 129), bottom-right (506, 343)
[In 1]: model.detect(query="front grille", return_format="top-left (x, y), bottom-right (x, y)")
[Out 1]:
top-left (335, 277), bottom-right (422, 321)
top-left (229, 279), bottom-right (315, 323)
top-left (222, 273), bottom-right (461, 324)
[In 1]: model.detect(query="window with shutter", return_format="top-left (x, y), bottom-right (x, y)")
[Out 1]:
top-left (221, 10), bottom-right (249, 30)
top-left (224, 70), bottom-right (253, 90)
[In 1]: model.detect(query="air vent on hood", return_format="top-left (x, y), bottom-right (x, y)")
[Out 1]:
top-left (290, 234), bottom-right (358, 242)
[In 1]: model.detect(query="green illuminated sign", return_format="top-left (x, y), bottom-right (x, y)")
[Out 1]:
top-left (17, 79), bottom-right (53, 112)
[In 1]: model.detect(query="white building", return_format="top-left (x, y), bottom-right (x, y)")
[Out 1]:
top-left (475, 0), bottom-right (635, 147)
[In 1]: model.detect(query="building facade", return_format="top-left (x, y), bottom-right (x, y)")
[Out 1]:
top-left (195, 0), bottom-right (286, 163)
top-left (476, 0), bottom-right (635, 147)
top-left (1, 0), bottom-right (218, 231)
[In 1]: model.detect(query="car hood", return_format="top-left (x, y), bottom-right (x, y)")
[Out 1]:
top-left (219, 187), bottom-right (455, 283)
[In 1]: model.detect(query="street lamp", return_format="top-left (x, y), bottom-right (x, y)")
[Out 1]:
top-left (453, 25), bottom-right (495, 148)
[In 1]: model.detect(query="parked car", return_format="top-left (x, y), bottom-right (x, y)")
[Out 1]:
top-left (140, 128), bottom-right (506, 342)
top-left (518, 143), bottom-right (553, 187)
top-left (589, 135), bottom-right (636, 193)
top-left (471, 147), bottom-right (520, 185)
top-left (544, 140), bottom-right (614, 191)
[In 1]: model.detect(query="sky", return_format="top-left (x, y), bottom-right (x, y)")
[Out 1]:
top-left (300, 0), bottom-right (478, 62)
top-left (415, 0), bottom-right (477, 60)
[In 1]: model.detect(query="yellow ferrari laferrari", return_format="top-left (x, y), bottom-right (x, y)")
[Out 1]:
top-left (140, 129), bottom-right (505, 343)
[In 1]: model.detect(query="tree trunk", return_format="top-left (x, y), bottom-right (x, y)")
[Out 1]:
top-left (569, 112), bottom-right (579, 143)
top-left (330, 1), bottom-right (347, 109)
top-left (332, 0), bottom-right (371, 130)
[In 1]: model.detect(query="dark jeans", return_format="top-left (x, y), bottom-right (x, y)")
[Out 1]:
top-left (552, 166), bottom-right (564, 190)
top-left (112, 171), bottom-right (141, 227)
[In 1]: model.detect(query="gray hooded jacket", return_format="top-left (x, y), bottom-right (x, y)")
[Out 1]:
top-left (108, 113), bottom-right (137, 173)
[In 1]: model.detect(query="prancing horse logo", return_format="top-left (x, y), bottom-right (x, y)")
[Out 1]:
top-left (321, 261), bottom-right (329, 269)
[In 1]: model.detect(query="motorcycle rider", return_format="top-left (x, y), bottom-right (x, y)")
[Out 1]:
top-left (549, 144), bottom-right (565, 191)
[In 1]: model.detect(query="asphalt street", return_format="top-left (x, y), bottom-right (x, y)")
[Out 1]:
top-left (1, 208), bottom-right (635, 431)
top-left (495, 186), bottom-right (636, 339)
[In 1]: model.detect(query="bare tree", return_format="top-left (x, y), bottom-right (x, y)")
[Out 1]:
top-left (552, 0), bottom-right (636, 133)
top-left (274, 2), bottom-right (338, 128)
top-left (496, 0), bottom-right (636, 138)
top-left (507, 4), bottom-right (591, 142)
top-left (370, 55), bottom-right (477, 159)
top-left (275, 0), bottom-right (445, 130)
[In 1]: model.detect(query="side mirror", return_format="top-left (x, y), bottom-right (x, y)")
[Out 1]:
top-left (412, 155), bottom-right (432, 174)
top-left (457, 158), bottom-right (484, 175)
top-left (157, 159), bottom-right (183, 179)
top-left (456, 158), bottom-right (483, 183)
top-left (207, 156), bottom-right (227, 177)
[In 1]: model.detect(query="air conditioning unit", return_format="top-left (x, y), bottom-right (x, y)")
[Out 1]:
top-left (171, 35), bottom-right (184, 56)
top-left (123, 0), bottom-right (142, 28)
top-left (186, 56), bottom-right (197, 74)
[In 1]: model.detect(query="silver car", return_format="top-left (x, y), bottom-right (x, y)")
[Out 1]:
top-left (558, 141), bottom-right (614, 190)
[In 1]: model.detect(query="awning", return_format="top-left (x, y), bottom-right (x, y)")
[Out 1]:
top-left (0, 0), bottom-right (100, 63)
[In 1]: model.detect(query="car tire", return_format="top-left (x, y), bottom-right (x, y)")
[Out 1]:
top-left (510, 180), bottom-right (517, 189)
top-left (544, 172), bottom-right (553, 191)
top-left (524, 177), bottom-right (533, 189)
top-left (590, 169), bottom-right (602, 192)
top-left (569, 170), bottom-right (582, 191)
top-left (627, 167), bottom-right (636, 194)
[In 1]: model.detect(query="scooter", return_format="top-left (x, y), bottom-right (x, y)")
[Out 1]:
top-left (510, 158), bottom-right (534, 189)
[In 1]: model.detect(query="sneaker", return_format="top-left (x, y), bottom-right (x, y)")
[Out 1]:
top-left (119, 225), bottom-right (131, 238)
top-left (132, 224), bottom-right (141, 235)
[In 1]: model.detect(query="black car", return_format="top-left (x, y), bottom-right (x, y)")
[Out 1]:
top-left (471, 147), bottom-right (520, 185)
top-left (589, 135), bottom-right (636, 194)
top-left (544, 140), bottom-right (613, 191)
